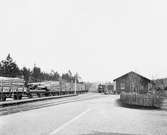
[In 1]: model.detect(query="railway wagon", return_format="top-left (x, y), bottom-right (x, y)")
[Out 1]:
top-left (76, 83), bottom-right (88, 94)
top-left (0, 77), bottom-right (88, 101)
top-left (0, 77), bottom-right (26, 101)
top-left (32, 81), bottom-right (88, 96)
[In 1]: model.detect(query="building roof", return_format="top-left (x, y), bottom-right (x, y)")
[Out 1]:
top-left (113, 71), bottom-right (151, 82)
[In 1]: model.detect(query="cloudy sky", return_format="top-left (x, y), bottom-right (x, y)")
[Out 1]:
top-left (0, 0), bottom-right (167, 82)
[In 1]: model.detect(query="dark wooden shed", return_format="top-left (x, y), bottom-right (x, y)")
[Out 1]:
top-left (113, 71), bottom-right (151, 94)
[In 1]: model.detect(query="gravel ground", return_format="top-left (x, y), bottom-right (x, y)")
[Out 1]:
top-left (0, 94), bottom-right (167, 135)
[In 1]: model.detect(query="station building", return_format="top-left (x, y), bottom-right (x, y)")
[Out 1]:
top-left (113, 71), bottom-right (152, 94)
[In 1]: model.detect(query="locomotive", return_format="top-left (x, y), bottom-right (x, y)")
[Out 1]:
top-left (0, 77), bottom-right (88, 101)
top-left (97, 83), bottom-right (114, 94)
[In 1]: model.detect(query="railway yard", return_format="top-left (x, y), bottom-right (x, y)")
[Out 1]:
top-left (0, 93), bottom-right (100, 116)
top-left (0, 93), bottom-right (167, 135)
top-left (0, 77), bottom-right (88, 102)
top-left (1, 0), bottom-right (167, 134)
top-left (0, 77), bottom-right (167, 135)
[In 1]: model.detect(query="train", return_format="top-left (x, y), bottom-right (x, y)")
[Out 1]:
top-left (0, 77), bottom-right (88, 101)
top-left (97, 83), bottom-right (114, 94)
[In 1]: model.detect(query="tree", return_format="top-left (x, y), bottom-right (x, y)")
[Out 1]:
top-left (62, 73), bottom-right (70, 82)
top-left (0, 62), bottom-right (2, 76)
top-left (0, 54), bottom-right (21, 77)
top-left (22, 67), bottom-right (31, 86)
top-left (52, 71), bottom-right (60, 81)
top-left (68, 70), bottom-right (72, 78)
top-left (32, 66), bottom-right (41, 82)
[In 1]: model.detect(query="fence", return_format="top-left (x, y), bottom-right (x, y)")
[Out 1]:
top-left (120, 92), bottom-right (161, 108)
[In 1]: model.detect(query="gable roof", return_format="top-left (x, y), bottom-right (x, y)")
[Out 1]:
top-left (113, 71), bottom-right (151, 82)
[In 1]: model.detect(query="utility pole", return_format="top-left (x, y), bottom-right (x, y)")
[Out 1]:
top-left (59, 76), bottom-right (62, 95)
top-left (74, 73), bottom-right (77, 95)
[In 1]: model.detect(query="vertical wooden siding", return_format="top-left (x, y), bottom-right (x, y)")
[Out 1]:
top-left (115, 72), bottom-right (150, 94)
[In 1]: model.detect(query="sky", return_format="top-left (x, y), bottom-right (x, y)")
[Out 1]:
top-left (0, 0), bottom-right (167, 82)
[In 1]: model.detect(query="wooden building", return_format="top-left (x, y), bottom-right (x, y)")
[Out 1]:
top-left (113, 71), bottom-right (151, 94)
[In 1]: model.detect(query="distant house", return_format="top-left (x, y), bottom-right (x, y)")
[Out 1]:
top-left (113, 71), bottom-right (151, 94)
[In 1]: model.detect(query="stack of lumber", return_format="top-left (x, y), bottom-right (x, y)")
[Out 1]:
top-left (0, 77), bottom-right (25, 92)
top-left (30, 81), bottom-right (86, 92)
top-left (77, 83), bottom-right (86, 91)
top-left (32, 81), bottom-right (60, 91)
top-left (160, 98), bottom-right (167, 110)
top-left (0, 77), bottom-right (24, 84)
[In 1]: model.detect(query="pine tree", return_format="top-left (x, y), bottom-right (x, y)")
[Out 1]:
top-left (32, 66), bottom-right (41, 82)
top-left (0, 54), bottom-right (21, 77)
top-left (22, 67), bottom-right (31, 86)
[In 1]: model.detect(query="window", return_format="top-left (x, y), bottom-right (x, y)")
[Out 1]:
top-left (120, 83), bottom-right (125, 90)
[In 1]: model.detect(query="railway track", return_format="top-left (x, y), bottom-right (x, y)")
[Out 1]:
top-left (0, 93), bottom-right (104, 116)
top-left (0, 94), bottom-right (77, 107)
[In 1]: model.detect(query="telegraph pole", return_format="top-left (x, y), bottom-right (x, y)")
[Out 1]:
top-left (74, 73), bottom-right (77, 95)
top-left (59, 76), bottom-right (62, 95)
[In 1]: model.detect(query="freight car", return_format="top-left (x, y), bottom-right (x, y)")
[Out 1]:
top-left (0, 77), bottom-right (88, 101)
top-left (97, 83), bottom-right (114, 94)
top-left (0, 77), bottom-right (26, 101)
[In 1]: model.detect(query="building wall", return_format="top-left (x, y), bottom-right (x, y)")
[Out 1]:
top-left (115, 75), bottom-right (129, 94)
top-left (128, 73), bottom-right (149, 94)
top-left (115, 72), bottom-right (150, 94)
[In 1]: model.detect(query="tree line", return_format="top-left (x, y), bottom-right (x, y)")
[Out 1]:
top-left (0, 54), bottom-right (80, 86)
